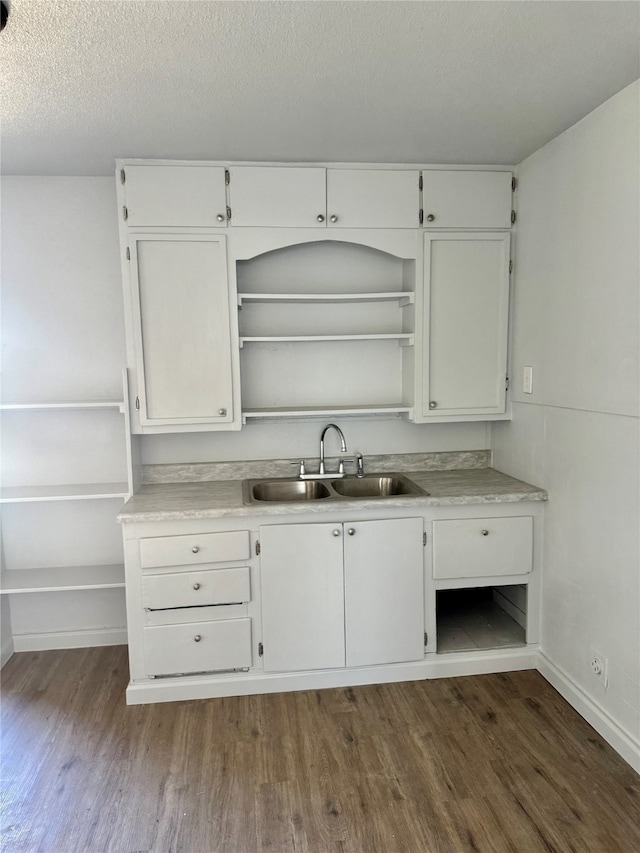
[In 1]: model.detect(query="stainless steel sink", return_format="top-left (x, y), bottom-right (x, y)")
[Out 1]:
top-left (331, 475), bottom-right (420, 498)
top-left (248, 479), bottom-right (332, 502)
top-left (243, 473), bottom-right (427, 504)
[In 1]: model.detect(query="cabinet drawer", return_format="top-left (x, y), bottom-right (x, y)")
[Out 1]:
top-left (142, 567), bottom-right (250, 610)
top-left (433, 516), bottom-right (532, 579)
top-left (140, 530), bottom-right (250, 569)
top-left (144, 618), bottom-right (252, 676)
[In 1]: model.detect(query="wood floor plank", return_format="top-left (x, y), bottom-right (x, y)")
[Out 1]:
top-left (1, 647), bottom-right (639, 853)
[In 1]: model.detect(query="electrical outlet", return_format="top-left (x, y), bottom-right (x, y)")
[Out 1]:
top-left (523, 365), bottom-right (533, 394)
top-left (590, 650), bottom-right (609, 688)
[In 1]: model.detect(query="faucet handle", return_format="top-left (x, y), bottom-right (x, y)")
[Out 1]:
top-left (290, 460), bottom-right (307, 478)
top-left (355, 452), bottom-right (365, 478)
top-left (337, 459), bottom-right (354, 475)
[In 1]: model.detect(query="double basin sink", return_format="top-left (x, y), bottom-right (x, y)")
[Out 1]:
top-left (243, 474), bottom-right (428, 504)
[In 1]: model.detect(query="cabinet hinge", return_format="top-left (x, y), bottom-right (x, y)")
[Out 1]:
top-left (258, 642), bottom-right (264, 657)
top-left (506, 376), bottom-right (510, 390)
top-left (419, 174), bottom-right (423, 191)
top-left (511, 209), bottom-right (517, 225)
top-left (509, 259), bottom-right (513, 274)
top-left (424, 632), bottom-right (428, 647)
top-left (126, 246), bottom-right (130, 261)
top-left (227, 206), bottom-right (232, 221)
top-left (135, 396), bottom-right (140, 410)
top-left (122, 205), bottom-right (128, 222)
top-left (511, 176), bottom-right (517, 192)
top-left (255, 540), bottom-right (261, 556)
top-left (419, 209), bottom-right (424, 225)
top-left (120, 168), bottom-right (126, 185)
top-left (423, 531), bottom-right (427, 546)
top-left (225, 169), bottom-right (230, 185)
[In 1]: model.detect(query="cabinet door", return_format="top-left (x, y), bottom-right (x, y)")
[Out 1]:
top-left (326, 169), bottom-right (420, 228)
top-left (130, 234), bottom-right (236, 426)
top-left (421, 170), bottom-right (513, 229)
top-left (260, 523), bottom-right (345, 672)
top-left (423, 232), bottom-right (510, 417)
top-left (228, 167), bottom-right (326, 227)
top-left (344, 518), bottom-right (424, 667)
top-left (123, 165), bottom-right (228, 227)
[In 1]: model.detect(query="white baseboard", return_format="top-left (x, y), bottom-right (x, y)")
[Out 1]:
top-left (537, 650), bottom-right (640, 774)
top-left (1, 636), bottom-right (15, 669)
top-left (12, 627), bottom-right (128, 652)
top-left (127, 646), bottom-right (539, 705)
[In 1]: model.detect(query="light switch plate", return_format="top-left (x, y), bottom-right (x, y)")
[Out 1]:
top-left (523, 365), bottom-right (533, 394)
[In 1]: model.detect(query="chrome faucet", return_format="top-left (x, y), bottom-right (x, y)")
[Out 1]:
top-left (319, 423), bottom-right (347, 474)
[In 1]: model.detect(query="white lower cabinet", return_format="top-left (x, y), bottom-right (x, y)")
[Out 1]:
top-left (259, 517), bottom-right (424, 672)
top-left (122, 502), bottom-right (542, 704)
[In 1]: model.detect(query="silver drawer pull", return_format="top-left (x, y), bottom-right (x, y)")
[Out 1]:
top-left (194, 634), bottom-right (202, 643)
top-left (193, 582), bottom-right (201, 590)
top-left (332, 529), bottom-right (341, 537)
top-left (481, 529), bottom-right (489, 536)
top-left (191, 546), bottom-right (200, 553)
top-left (347, 528), bottom-right (356, 536)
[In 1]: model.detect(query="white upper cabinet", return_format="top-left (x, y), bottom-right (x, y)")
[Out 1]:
top-left (129, 234), bottom-right (238, 428)
top-left (229, 167), bottom-right (420, 228)
top-left (122, 165), bottom-right (228, 227)
top-left (421, 170), bottom-right (513, 229)
top-left (228, 167), bottom-right (326, 227)
top-left (421, 232), bottom-right (511, 418)
top-left (326, 169), bottom-right (420, 228)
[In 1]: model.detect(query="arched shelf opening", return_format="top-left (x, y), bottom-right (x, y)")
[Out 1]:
top-left (235, 240), bottom-right (417, 420)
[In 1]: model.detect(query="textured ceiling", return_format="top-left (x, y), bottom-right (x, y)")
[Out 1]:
top-left (2, 1), bottom-right (639, 175)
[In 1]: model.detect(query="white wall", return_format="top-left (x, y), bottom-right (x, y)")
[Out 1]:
top-left (492, 81), bottom-right (640, 763)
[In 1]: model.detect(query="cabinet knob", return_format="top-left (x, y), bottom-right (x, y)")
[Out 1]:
top-left (426, 214), bottom-right (435, 222)
top-left (317, 214), bottom-right (325, 222)
top-left (347, 528), bottom-right (356, 536)
top-left (429, 401), bottom-right (438, 409)
top-left (218, 408), bottom-right (227, 417)
top-left (194, 634), bottom-right (202, 642)
top-left (332, 529), bottom-right (341, 537)
top-left (481, 529), bottom-right (489, 536)
top-left (330, 215), bottom-right (338, 223)
top-left (216, 214), bottom-right (225, 222)
top-left (193, 582), bottom-right (201, 590)
top-left (191, 546), bottom-right (200, 553)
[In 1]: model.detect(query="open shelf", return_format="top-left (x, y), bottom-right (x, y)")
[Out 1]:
top-left (237, 291), bottom-right (414, 307)
top-left (0, 400), bottom-right (125, 412)
top-left (0, 483), bottom-right (130, 503)
top-left (436, 586), bottom-right (526, 653)
top-left (242, 403), bottom-right (413, 421)
top-left (0, 564), bottom-right (125, 595)
top-left (239, 333), bottom-right (414, 347)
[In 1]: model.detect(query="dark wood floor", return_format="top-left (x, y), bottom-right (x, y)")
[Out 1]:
top-left (1, 647), bottom-right (639, 853)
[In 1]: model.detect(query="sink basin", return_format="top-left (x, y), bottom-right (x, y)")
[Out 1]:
top-left (243, 473), bottom-right (427, 504)
top-left (248, 479), bottom-right (331, 502)
top-left (331, 475), bottom-right (424, 498)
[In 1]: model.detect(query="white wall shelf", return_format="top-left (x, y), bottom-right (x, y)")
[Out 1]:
top-left (0, 483), bottom-right (130, 503)
top-left (0, 401), bottom-right (126, 412)
top-left (237, 291), bottom-right (414, 307)
top-left (1, 370), bottom-right (136, 655)
top-left (242, 403), bottom-right (413, 421)
top-left (0, 564), bottom-right (125, 595)
top-left (239, 333), bottom-right (414, 347)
